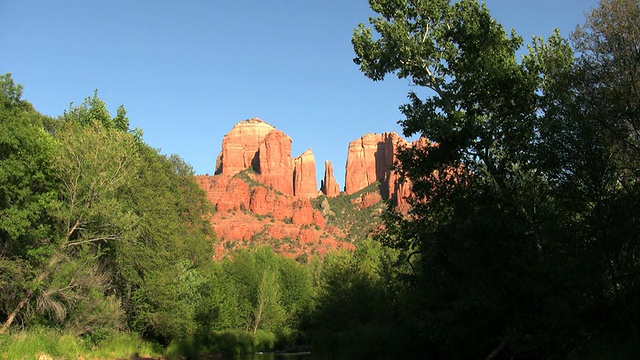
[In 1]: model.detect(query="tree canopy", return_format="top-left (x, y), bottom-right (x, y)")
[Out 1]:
top-left (349, 0), bottom-right (640, 358)
top-left (0, 75), bottom-right (217, 345)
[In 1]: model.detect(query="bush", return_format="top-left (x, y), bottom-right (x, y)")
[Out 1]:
top-left (0, 328), bottom-right (162, 360)
top-left (253, 330), bottom-right (276, 352)
top-left (89, 331), bottom-right (162, 359)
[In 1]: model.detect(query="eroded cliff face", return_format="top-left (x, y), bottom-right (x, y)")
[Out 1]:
top-left (321, 160), bottom-right (341, 198)
top-left (294, 149), bottom-right (319, 199)
top-left (215, 118), bottom-right (275, 176)
top-left (344, 132), bottom-right (412, 208)
top-left (214, 118), bottom-right (318, 199)
top-left (257, 129), bottom-right (294, 195)
top-left (200, 119), bottom-right (351, 259)
top-left (195, 173), bottom-right (351, 259)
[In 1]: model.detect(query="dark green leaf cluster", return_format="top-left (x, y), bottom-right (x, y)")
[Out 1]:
top-left (317, 0), bottom-right (640, 358)
top-left (188, 246), bottom-right (316, 353)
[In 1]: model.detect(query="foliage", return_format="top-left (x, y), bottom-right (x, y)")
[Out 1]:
top-left (0, 74), bottom-right (61, 334)
top-left (310, 239), bottom-right (412, 359)
top-left (312, 182), bottom-right (386, 243)
top-left (218, 247), bottom-right (307, 334)
top-left (190, 246), bottom-right (315, 354)
top-left (0, 327), bottom-right (161, 360)
top-left (0, 75), bottom-right (217, 348)
top-left (344, 0), bottom-right (640, 358)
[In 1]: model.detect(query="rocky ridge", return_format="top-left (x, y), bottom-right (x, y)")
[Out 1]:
top-left (198, 118), bottom-right (419, 259)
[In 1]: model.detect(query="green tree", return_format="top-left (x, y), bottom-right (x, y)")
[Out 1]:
top-left (1, 82), bottom-right (141, 334)
top-left (351, 0), bottom-right (627, 358)
top-left (568, 0), bottom-right (640, 355)
top-left (0, 74), bottom-right (59, 334)
top-left (104, 143), bottom-right (215, 343)
top-left (63, 90), bottom-right (128, 132)
top-left (1, 83), bottom-right (217, 345)
top-left (275, 255), bottom-right (314, 330)
top-left (220, 247), bottom-right (287, 334)
top-left (311, 240), bottom-right (407, 359)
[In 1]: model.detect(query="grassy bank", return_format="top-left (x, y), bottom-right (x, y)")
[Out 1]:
top-left (0, 327), bottom-right (307, 359)
top-left (0, 328), bottom-right (162, 360)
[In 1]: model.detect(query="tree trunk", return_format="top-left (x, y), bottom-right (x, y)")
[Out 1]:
top-left (0, 289), bottom-right (34, 334)
top-left (485, 337), bottom-right (509, 360)
top-left (0, 254), bottom-right (59, 334)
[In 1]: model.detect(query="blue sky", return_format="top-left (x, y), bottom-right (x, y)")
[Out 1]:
top-left (1, 0), bottom-right (598, 186)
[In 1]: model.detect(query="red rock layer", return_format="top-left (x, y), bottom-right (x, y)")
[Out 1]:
top-left (196, 175), bottom-right (251, 213)
top-left (345, 133), bottom-right (380, 194)
top-left (257, 130), bottom-right (294, 195)
top-left (358, 192), bottom-right (383, 209)
top-left (195, 174), bottom-right (352, 260)
top-left (293, 149), bottom-right (319, 199)
top-left (321, 160), bottom-right (341, 197)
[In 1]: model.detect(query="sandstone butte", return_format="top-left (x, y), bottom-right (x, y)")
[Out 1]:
top-left (215, 118), bottom-right (276, 176)
top-left (197, 118), bottom-right (421, 259)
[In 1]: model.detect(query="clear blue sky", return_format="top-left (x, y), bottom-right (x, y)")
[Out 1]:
top-left (1, 0), bottom-right (598, 186)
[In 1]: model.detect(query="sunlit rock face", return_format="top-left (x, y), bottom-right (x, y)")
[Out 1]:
top-left (257, 129), bottom-right (294, 195)
top-left (321, 160), bottom-right (341, 198)
top-left (294, 149), bottom-right (319, 199)
top-left (198, 119), bottom-right (421, 259)
top-left (200, 118), bottom-right (350, 259)
top-left (215, 118), bottom-right (276, 176)
top-left (344, 132), bottom-right (411, 206)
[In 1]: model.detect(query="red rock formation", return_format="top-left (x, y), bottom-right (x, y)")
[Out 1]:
top-left (249, 186), bottom-right (294, 220)
top-left (345, 132), bottom-right (410, 197)
top-left (321, 160), bottom-right (341, 197)
top-left (391, 175), bottom-right (412, 213)
top-left (196, 175), bottom-right (251, 213)
top-left (293, 149), bottom-right (319, 198)
top-left (214, 118), bottom-right (321, 199)
top-left (213, 213), bottom-right (266, 241)
top-left (215, 118), bottom-right (276, 176)
top-left (257, 130), bottom-right (294, 195)
top-left (345, 133), bottom-right (380, 194)
top-left (292, 198), bottom-right (325, 227)
top-left (390, 137), bottom-right (435, 212)
top-left (197, 170), bottom-right (350, 260)
top-left (198, 119), bottom-right (428, 260)
top-left (359, 192), bottom-right (383, 209)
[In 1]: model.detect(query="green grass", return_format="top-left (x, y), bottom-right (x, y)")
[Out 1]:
top-left (0, 327), bottom-right (162, 360)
